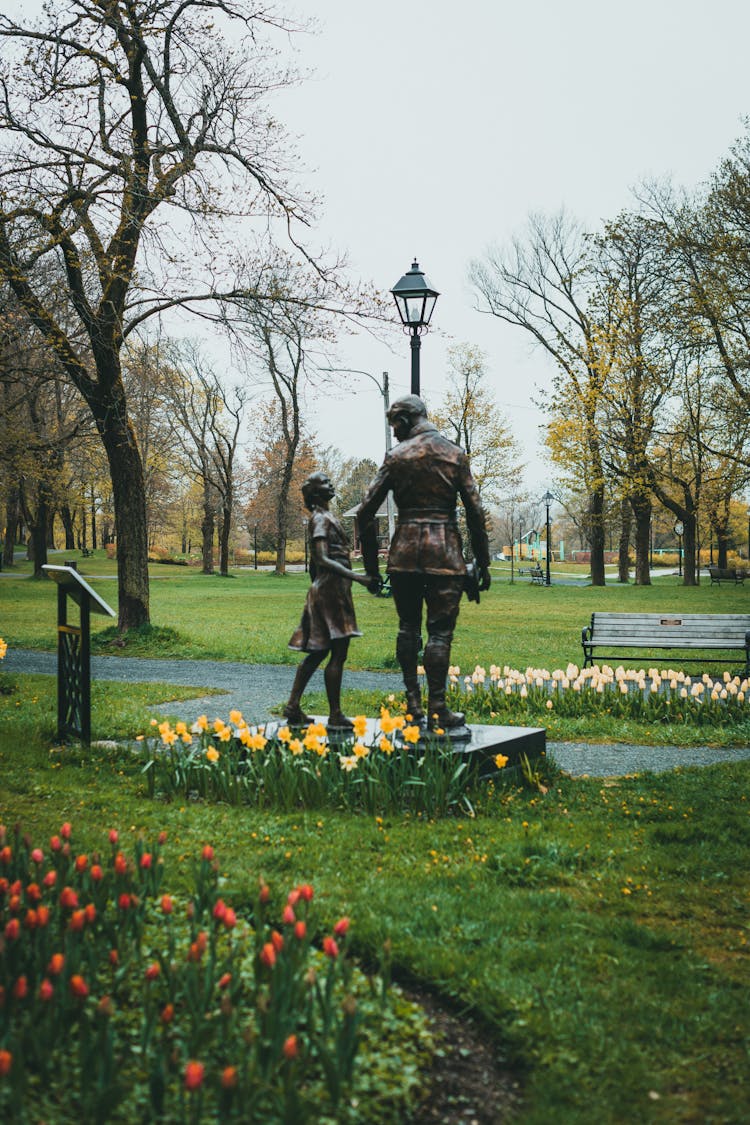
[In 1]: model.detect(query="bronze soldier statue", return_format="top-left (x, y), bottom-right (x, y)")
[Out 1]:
top-left (357, 395), bottom-right (491, 731)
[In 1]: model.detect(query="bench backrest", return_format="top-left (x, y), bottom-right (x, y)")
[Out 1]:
top-left (590, 612), bottom-right (750, 648)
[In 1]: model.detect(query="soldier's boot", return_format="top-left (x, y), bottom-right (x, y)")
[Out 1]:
top-left (424, 636), bottom-right (465, 730)
top-left (397, 625), bottom-right (424, 722)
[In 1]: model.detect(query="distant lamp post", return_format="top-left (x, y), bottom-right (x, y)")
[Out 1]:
top-left (674, 521), bottom-right (684, 577)
top-left (543, 491), bottom-right (554, 587)
top-left (319, 366), bottom-right (395, 542)
top-left (390, 260), bottom-right (439, 396)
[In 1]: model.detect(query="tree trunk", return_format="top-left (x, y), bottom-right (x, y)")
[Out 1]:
top-left (275, 457), bottom-right (296, 577)
top-left (201, 502), bottom-right (215, 574)
top-left (98, 412), bottom-right (150, 629)
top-left (24, 483), bottom-right (50, 578)
top-left (90, 485), bottom-right (97, 550)
top-left (219, 505), bottom-right (231, 576)
top-left (682, 513), bottom-right (697, 586)
top-left (630, 493), bottom-right (652, 586)
top-left (716, 529), bottom-right (729, 568)
top-left (588, 486), bottom-right (606, 586)
top-left (617, 499), bottom-right (631, 583)
top-left (60, 505), bottom-right (76, 550)
top-left (3, 487), bottom-right (19, 567)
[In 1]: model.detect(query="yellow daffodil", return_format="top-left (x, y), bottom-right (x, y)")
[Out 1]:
top-left (278, 726), bottom-right (292, 744)
top-left (161, 729), bottom-right (178, 746)
top-left (0, 639), bottom-right (7, 661)
top-left (206, 747), bottom-right (220, 763)
top-left (218, 726), bottom-right (232, 742)
top-left (181, 732), bottom-right (193, 745)
top-left (378, 736), bottom-right (394, 755)
top-left (289, 738), bottom-right (303, 755)
top-left (403, 725), bottom-right (421, 744)
top-left (194, 715), bottom-right (208, 731)
top-left (212, 718), bottom-right (226, 734)
top-left (494, 753), bottom-right (509, 769)
top-left (229, 709), bottom-right (244, 726)
top-left (340, 755), bottom-right (358, 772)
top-left (352, 715), bottom-right (368, 738)
top-left (175, 721), bottom-right (188, 736)
top-left (306, 721), bottom-right (327, 739)
top-left (353, 742), bottom-right (369, 758)
top-left (249, 732), bottom-right (267, 752)
top-left (379, 710), bottom-right (397, 735)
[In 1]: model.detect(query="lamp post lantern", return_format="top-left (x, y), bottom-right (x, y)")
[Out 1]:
top-left (390, 260), bottom-right (439, 396)
top-left (543, 491), bottom-right (554, 587)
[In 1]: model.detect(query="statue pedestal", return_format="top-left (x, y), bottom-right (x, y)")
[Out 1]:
top-left (266, 718), bottom-right (546, 778)
top-left (439, 722), bottom-right (546, 778)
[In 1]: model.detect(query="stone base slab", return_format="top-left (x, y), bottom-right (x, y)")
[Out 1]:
top-left (265, 717), bottom-right (546, 778)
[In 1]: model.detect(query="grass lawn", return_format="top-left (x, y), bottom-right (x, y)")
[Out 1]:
top-left (2, 553), bottom-right (749, 674)
top-left (2, 559), bottom-right (750, 1121)
top-left (0, 681), bottom-right (748, 1123)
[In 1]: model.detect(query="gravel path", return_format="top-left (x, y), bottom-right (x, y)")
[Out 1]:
top-left (6, 648), bottom-right (750, 777)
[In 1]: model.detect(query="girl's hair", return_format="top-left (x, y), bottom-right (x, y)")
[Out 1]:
top-left (301, 471), bottom-right (328, 510)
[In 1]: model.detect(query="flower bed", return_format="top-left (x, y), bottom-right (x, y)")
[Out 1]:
top-left (446, 663), bottom-right (750, 727)
top-left (142, 709), bottom-right (481, 817)
top-left (0, 823), bottom-right (431, 1123)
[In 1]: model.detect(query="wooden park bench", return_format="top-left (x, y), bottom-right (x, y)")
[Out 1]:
top-left (708, 566), bottom-right (745, 585)
top-left (582, 612), bottom-right (750, 674)
top-left (530, 564), bottom-right (545, 585)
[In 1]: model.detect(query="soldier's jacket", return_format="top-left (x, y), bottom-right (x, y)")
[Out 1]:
top-left (356, 420), bottom-right (490, 576)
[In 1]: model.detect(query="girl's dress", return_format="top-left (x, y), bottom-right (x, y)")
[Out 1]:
top-left (288, 509), bottom-right (362, 652)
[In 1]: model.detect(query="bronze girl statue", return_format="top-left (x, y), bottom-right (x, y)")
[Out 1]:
top-left (285, 471), bottom-right (378, 730)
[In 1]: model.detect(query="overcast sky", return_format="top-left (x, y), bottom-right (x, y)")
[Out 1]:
top-left (276, 0), bottom-right (750, 488)
top-left (7, 0), bottom-right (750, 492)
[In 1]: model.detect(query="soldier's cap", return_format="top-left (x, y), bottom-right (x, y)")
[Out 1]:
top-left (387, 395), bottom-right (428, 423)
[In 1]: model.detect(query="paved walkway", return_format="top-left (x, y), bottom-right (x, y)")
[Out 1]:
top-left (6, 648), bottom-right (750, 778)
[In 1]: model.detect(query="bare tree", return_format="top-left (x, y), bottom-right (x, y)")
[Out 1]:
top-left (0, 0), bottom-right (313, 628)
top-left (234, 256), bottom-right (336, 574)
top-left (160, 339), bottom-right (247, 576)
top-left (471, 212), bottom-right (614, 584)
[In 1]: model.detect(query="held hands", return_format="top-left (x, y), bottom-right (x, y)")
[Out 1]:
top-left (365, 572), bottom-right (382, 595)
top-left (478, 566), bottom-right (491, 592)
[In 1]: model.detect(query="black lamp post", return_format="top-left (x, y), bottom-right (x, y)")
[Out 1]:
top-left (543, 491), bottom-right (554, 587)
top-left (319, 366), bottom-right (395, 542)
top-left (390, 260), bottom-right (439, 396)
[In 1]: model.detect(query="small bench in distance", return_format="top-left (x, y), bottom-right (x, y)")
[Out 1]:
top-left (708, 566), bottom-right (745, 585)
